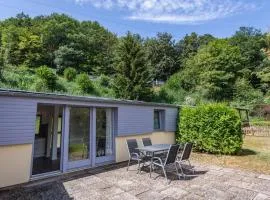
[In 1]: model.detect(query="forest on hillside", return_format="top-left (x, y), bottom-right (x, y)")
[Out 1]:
top-left (0, 13), bottom-right (270, 108)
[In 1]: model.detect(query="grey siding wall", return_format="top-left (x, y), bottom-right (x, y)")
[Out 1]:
top-left (117, 105), bottom-right (153, 135)
top-left (165, 107), bottom-right (178, 132)
top-left (0, 97), bottom-right (37, 145)
top-left (0, 93), bottom-right (178, 141)
top-left (117, 105), bottom-right (178, 136)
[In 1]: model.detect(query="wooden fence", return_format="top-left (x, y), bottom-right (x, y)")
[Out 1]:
top-left (243, 126), bottom-right (270, 137)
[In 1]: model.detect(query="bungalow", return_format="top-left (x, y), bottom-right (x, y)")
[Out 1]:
top-left (0, 89), bottom-right (178, 188)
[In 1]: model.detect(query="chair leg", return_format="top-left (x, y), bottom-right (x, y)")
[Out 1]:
top-left (162, 166), bottom-right (168, 184)
top-left (139, 161), bottom-right (145, 174)
top-left (137, 160), bottom-right (141, 174)
top-left (127, 158), bottom-right (131, 171)
top-left (177, 162), bottom-right (185, 179)
top-left (150, 163), bottom-right (152, 177)
top-left (188, 160), bottom-right (194, 174)
top-left (174, 163), bottom-right (180, 180)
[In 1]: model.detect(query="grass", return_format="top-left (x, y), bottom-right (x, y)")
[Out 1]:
top-left (191, 135), bottom-right (270, 174)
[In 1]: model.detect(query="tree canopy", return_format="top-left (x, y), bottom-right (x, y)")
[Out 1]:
top-left (113, 32), bottom-right (152, 101)
top-left (0, 13), bottom-right (269, 107)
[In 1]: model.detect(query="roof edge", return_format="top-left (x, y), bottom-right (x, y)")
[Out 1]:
top-left (0, 88), bottom-right (179, 108)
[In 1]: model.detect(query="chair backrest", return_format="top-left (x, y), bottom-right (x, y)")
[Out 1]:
top-left (126, 139), bottom-right (140, 156)
top-left (142, 138), bottom-right (152, 146)
top-left (165, 144), bottom-right (180, 165)
top-left (180, 143), bottom-right (193, 161)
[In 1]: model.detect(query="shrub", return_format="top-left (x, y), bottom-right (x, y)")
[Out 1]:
top-left (99, 74), bottom-right (111, 87)
top-left (36, 66), bottom-right (57, 91)
top-left (75, 73), bottom-right (94, 94)
top-left (32, 78), bottom-right (49, 92)
top-left (177, 103), bottom-right (243, 154)
top-left (64, 67), bottom-right (77, 82)
top-left (0, 65), bottom-right (3, 80)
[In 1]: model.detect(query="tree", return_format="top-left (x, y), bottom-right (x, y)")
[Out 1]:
top-left (179, 39), bottom-right (245, 101)
top-left (79, 21), bottom-right (117, 75)
top-left (41, 14), bottom-right (79, 68)
top-left (18, 28), bottom-right (43, 67)
top-left (1, 25), bottom-right (21, 65)
top-left (54, 45), bottom-right (85, 74)
top-left (113, 32), bottom-right (152, 101)
top-left (232, 78), bottom-right (263, 107)
top-left (176, 32), bottom-right (215, 65)
top-left (145, 32), bottom-right (178, 80)
top-left (229, 27), bottom-right (266, 88)
top-left (1, 26), bottom-right (42, 67)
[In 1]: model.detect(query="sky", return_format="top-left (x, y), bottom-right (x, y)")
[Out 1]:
top-left (0, 0), bottom-right (269, 40)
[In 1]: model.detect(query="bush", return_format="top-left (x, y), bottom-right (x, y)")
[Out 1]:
top-left (32, 78), bottom-right (49, 92)
top-left (177, 103), bottom-right (243, 154)
top-left (64, 67), bottom-right (77, 82)
top-left (98, 74), bottom-right (111, 87)
top-left (0, 65), bottom-right (3, 80)
top-left (36, 66), bottom-right (57, 91)
top-left (75, 73), bottom-right (94, 94)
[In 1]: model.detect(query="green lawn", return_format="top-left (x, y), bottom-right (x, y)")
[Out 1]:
top-left (191, 136), bottom-right (270, 174)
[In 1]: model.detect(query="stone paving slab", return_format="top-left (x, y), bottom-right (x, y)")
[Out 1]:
top-left (1, 162), bottom-right (270, 200)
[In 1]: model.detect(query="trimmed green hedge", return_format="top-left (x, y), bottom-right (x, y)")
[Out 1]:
top-left (177, 103), bottom-right (243, 154)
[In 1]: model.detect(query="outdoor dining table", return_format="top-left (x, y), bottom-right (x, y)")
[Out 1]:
top-left (136, 144), bottom-right (171, 156)
top-left (136, 144), bottom-right (171, 174)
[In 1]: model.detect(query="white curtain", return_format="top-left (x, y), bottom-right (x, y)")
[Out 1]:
top-left (105, 109), bottom-right (113, 155)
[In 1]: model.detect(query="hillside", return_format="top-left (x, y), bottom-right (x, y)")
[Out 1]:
top-left (0, 13), bottom-right (270, 108)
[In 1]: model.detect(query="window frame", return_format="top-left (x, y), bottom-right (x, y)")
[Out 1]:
top-left (153, 109), bottom-right (165, 131)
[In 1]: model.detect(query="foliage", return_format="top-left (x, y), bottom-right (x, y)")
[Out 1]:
top-left (98, 74), bottom-right (111, 88)
top-left (1, 65), bottom-right (35, 89)
top-left (145, 32), bottom-right (179, 80)
top-left (229, 27), bottom-right (266, 88)
top-left (113, 32), bottom-right (153, 101)
top-left (36, 65), bottom-right (57, 91)
top-left (75, 73), bottom-right (94, 94)
top-left (178, 40), bottom-right (245, 101)
top-left (54, 45), bottom-right (85, 74)
top-left (176, 32), bottom-right (215, 65)
top-left (231, 78), bottom-right (263, 108)
top-left (64, 67), bottom-right (77, 81)
top-left (0, 13), bottom-right (269, 106)
top-left (177, 104), bottom-right (243, 154)
top-left (155, 72), bottom-right (187, 104)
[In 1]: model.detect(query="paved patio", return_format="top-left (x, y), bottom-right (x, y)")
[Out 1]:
top-left (1, 162), bottom-right (270, 200)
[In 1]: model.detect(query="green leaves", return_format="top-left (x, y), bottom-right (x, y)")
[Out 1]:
top-left (112, 32), bottom-right (152, 101)
top-left (75, 73), bottom-right (94, 94)
top-left (177, 104), bottom-right (243, 154)
top-left (36, 65), bottom-right (57, 91)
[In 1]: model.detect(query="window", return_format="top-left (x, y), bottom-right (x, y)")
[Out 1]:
top-left (68, 107), bottom-right (90, 161)
top-left (154, 110), bottom-right (164, 130)
top-left (96, 108), bottom-right (113, 157)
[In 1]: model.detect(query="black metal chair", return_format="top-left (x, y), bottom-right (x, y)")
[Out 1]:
top-left (150, 144), bottom-right (180, 184)
top-left (142, 138), bottom-right (152, 146)
top-left (176, 143), bottom-right (194, 178)
top-left (126, 139), bottom-right (149, 173)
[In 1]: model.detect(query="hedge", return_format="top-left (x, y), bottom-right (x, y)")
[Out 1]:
top-left (177, 103), bottom-right (243, 154)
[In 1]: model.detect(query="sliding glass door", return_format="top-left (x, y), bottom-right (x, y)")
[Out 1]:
top-left (96, 108), bottom-right (114, 163)
top-left (63, 106), bottom-right (115, 170)
top-left (68, 107), bottom-right (91, 168)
